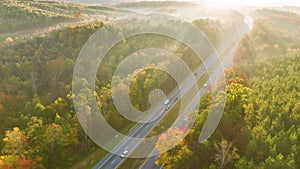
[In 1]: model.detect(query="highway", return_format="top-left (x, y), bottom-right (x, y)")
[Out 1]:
top-left (139, 22), bottom-right (250, 169)
top-left (92, 55), bottom-right (206, 169)
top-left (92, 18), bottom-right (249, 169)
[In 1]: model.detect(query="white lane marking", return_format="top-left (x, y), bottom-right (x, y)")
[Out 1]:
top-left (145, 124), bottom-right (149, 129)
top-left (111, 159), bottom-right (116, 164)
top-left (137, 134), bottom-right (140, 137)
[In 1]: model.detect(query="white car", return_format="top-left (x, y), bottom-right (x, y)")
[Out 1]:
top-left (164, 99), bottom-right (170, 105)
top-left (121, 150), bottom-right (128, 158)
top-left (203, 83), bottom-right (207, 88)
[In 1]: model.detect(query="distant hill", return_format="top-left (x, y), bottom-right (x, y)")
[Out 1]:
top-left (0, 0), bottom-right (130, 35)
top-left (281, 6), bottom-right (300, 14)
top-left (61, 0), bottom-right (119, 4)
top-left (114, 1), bottom-right (197, 8)
top-left (0, 0), bottom-right (73, 34)
top-left (112, 1), bottom-right (245, 22)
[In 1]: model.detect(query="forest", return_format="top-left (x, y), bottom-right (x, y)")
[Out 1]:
top-left (0, 0), bottom-right (299, 169)
top-left (0, 0), bottom-right (129, 44)
top-left (0, 1), bottom-right (241, 168)
top-left (154, 9), bottom-right (300, 169)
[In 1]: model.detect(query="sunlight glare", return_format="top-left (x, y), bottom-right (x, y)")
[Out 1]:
top-left (201, 0), bottom-right (300, 9)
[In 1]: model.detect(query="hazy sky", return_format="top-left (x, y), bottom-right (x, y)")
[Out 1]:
top-left (63, 0), bottom-right (300, 7)
top-left (202, 0), bottom-right (300, 8)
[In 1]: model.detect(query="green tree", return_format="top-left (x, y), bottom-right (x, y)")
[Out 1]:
top-left (44, 123), bottom-right (67, 168)
top-left (156, 142), bottom-right (192, 169)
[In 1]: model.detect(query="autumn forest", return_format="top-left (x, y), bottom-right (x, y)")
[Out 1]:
top-left (0, 0), bottom-right (299, 169)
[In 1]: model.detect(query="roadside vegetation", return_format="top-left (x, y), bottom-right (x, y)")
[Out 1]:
top-left (154, 9), bottom-right (300, 169)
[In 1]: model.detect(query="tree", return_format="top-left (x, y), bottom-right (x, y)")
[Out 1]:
top-left (2, 127), bottom-right (27, 157)
top-left (192, 19), bottom-right (220, 45)
top-left (25, 117), bottom-right (46, 168)
top-left (73, 10), bottom-right (82, 19)
top-left (44, 123), bottom-right (66, 151)
top-left (233, 34), bottom-right (256, 66)
top-left (44, 123), bottom-right (67, 168)
top-left (155, 127), bottom-right (193, 168)
top-left (156, 127), bottom-right (184, 153)
top-left (4, 37), bottom-right (14, 44)
top-left (214, 139), bottom-right (240, 169)
top-left (155, 142), bottom-right (192, 169)
top-left (25, 117), bottom-right (45, 158)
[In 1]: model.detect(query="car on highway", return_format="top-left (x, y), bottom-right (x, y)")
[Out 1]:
top-left (120, 150), bottom-right (128, 158)
top-left (203, 83), bottom-right (207, 88)
top-left (164, 99), bottom-right (170, 105)
top-left (165, 104), bottom-right (170, 110)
